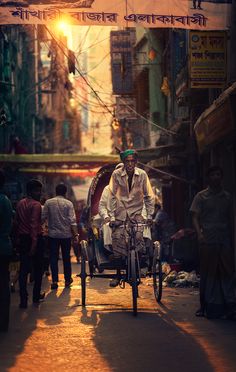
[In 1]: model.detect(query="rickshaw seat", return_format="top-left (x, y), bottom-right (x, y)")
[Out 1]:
top-left (94, 239), bottom-right (126, 270)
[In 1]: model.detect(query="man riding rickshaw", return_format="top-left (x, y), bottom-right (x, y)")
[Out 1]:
top-left (99, 149), bottom-right (154, 286)
top-left (79, 149), bottom-right (162, 314)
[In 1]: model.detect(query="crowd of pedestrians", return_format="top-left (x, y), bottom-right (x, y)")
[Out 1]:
top-left (0, 169), bottom-right (79, 332)
top-left (1, 160), bottom-right (236, 333)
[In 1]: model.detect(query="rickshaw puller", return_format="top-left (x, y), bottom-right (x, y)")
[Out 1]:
top-left (109, 149), bottom-right (155, 287)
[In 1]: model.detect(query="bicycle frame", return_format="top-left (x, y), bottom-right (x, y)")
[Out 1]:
top-left (119, 221), bottom-right (147, 284)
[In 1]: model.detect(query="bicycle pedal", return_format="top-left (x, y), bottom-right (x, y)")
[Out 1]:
top-left (119, 280), bottom-right (125, 289)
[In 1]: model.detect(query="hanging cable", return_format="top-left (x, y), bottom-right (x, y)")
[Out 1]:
top-left (45, 26), bottom-right (115, 117)
top-left (42, 26), bottom-right (177, 137)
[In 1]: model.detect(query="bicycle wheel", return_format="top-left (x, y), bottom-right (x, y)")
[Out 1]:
top-left (130, 250), bottom-right (138, 316)
top-left (152, 243), bottom-right (162, 302)
top-left (80, 243), bottom-right (87, 307)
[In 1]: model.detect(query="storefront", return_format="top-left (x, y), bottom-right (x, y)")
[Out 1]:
top-left (194, 81), bottom-right (236, 259)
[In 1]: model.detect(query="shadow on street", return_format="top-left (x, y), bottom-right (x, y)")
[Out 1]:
top-left (92, 310), bottom-right (214, 372)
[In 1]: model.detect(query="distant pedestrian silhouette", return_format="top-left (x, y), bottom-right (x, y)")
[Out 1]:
top-left (192, 0), bottom-right (202, 9)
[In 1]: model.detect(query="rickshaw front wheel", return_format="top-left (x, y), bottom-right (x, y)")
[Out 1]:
top-left (80, 241), bottom-right (88, 307)
top-left (130, 250), bottom-right (138, 316)
top-left (152, 242), bottom-right (163, 303)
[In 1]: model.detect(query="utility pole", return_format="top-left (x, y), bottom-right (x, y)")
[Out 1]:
top-left (230, 0), bottom-right (236, 83)
top-left (32, 25), bottom-right (39, 154)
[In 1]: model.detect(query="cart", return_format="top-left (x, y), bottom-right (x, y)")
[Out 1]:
top-left (78, 164), bottom-right (163, 316)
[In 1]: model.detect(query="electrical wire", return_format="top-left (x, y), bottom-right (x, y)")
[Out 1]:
top-left (45, 26), bottom-right (114, 117)
top-left (116, 96), bottom-right (177, 136)
top-left (41, 25), bottom-right (176, 137)
top-left (39, 29), bottom-right (114, 110)
top-left (86, 52), bottom-right (110, 74)
top-left (76, 35), bottom-right (111, 55)
top-left (138, 161), bottom-right (196, 185)
top-left (38, 29), bottom-right (114, 118)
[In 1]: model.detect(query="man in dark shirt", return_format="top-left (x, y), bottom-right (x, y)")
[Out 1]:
top-left (190, 166), bottom-right (236, 319)
top-left (14, 179), bottom-right (44, 308)
top-left (0, 169), bottom-right (13, 332)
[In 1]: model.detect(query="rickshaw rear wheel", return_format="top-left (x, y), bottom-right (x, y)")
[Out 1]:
top-left (131, 250), bottom-right (138, 316)
top-left (81, 250), bottom-right (87, 307)
top-left (152, 244), bottom-right (163, 303)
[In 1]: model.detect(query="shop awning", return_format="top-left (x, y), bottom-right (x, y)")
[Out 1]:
top-left (137, 144), bottom-right (185, 163)
top-left (194, 82), bottom-right (236, 154)
top-left (0, 153), bottom-right (120, 169)
top-left (17, 167), bottom-right (98, 178)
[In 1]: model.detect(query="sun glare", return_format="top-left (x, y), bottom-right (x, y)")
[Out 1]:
top-left (56, 21), bottom-right (71, 35)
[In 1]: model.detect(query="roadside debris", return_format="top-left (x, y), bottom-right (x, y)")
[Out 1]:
top-left (164, 270), bottom-right (200, 287)
top-left (145, 263), bottom-right (200, 288)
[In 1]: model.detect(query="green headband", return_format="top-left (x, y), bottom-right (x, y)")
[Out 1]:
top-left (120, 149), bottom-right (137, 161)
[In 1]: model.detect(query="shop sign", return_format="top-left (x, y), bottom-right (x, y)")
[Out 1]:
top-left (116, 97), bottom-right (137, 120)
top-left (0, 0), bottom-right (232, 29)
top-left (111, 30), bottom-right (133, 95)
top-left (189, 31), bottom-right (227, 88)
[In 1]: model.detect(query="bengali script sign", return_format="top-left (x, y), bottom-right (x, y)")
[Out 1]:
top-left (189, 30), bottom-right (227, 88)
top-left (0, 0), bottom-right (232, 29)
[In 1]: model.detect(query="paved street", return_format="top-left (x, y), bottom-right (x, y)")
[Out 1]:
top-left (1, 258), bottom-right (236, 372)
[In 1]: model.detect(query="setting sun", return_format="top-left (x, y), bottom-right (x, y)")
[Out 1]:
top-left (56, 20), bottom-right (71, 34)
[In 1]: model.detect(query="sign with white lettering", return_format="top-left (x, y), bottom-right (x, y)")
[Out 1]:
top-left (116, 97), bottom-right (137, 120)
top-left (189, 30), bottom-right (227, 88)
top-left (0, 0), bottom-right (232, 29)
top-left (111, 31), bottom-right (133, 95)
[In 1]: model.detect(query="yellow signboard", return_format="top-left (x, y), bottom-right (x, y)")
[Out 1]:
top-left (189, 31), bottom-right (227, 88)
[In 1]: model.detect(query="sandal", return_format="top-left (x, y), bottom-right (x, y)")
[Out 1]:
top-left (195, 308), bottom-right (205, 317)
top-left (109, 278), bottom-right (120, 287)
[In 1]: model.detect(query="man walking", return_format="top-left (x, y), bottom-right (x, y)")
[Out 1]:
top-left (42, 183), bottom-right (79, 290)
top-left (0, 169), bottom-right (13, 331)
top-left (14, 179), bottom-right (44, 308)
top-left (190, 166), bottom-right (236, 319)
top-left (192, 0), bottom-right (202, 10)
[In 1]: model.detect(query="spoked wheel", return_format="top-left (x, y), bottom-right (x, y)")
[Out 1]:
top-left (80, 241), bottom-right (87, 307)
top-left (152, 242), bottom-right (162, 303)
top-left (130, 250), bottom-right (138, 316)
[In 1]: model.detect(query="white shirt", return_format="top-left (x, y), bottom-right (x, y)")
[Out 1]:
top-left (42, 195), bottom-right (77, 239)
top-left (109, 166), bottom-right (155, 221)
top-left (98, 185), bottom-right (112, 220)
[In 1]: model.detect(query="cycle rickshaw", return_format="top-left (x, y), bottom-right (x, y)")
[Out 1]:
top-left (79, 164), bottom-right (163, 316)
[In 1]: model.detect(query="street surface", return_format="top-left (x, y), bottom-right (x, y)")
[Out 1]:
top-left (1, 258), bottom-right (236, 372)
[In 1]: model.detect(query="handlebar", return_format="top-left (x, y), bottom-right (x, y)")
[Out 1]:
top-left (109, 221), bottom-right (150, 229)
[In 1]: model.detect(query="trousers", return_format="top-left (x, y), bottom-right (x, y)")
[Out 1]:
top-left (18, 234), bottom-right (44, 304)
top-left (0, 256), bottom-right (10, 331)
